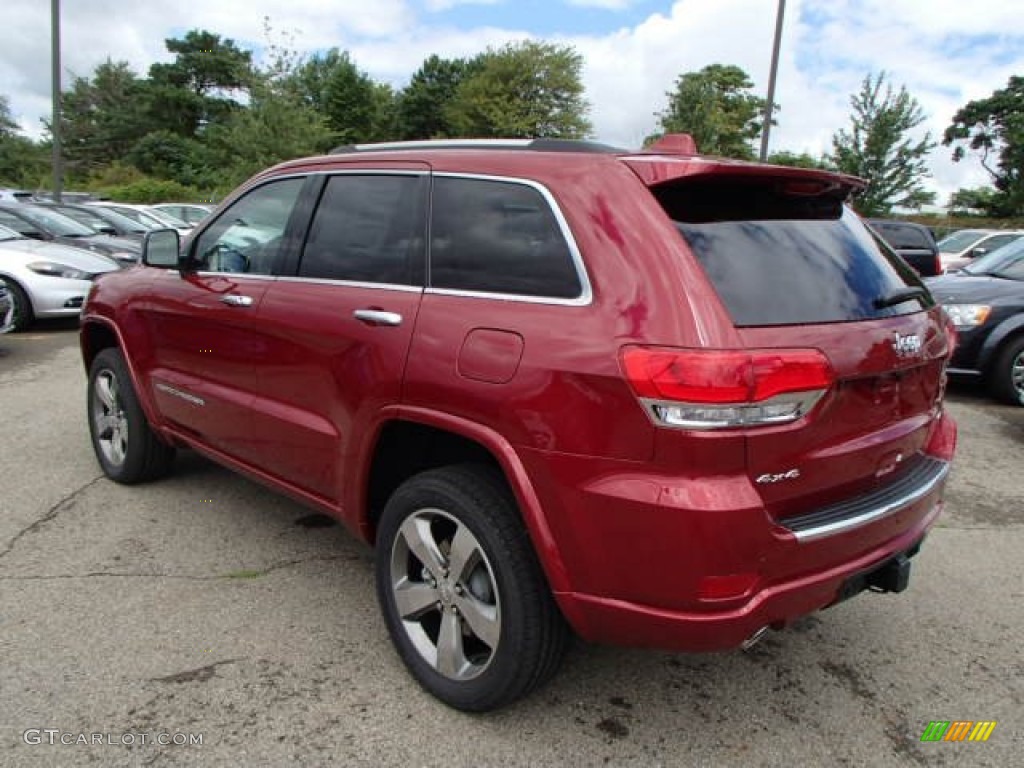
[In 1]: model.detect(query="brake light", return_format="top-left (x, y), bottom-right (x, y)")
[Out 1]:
top-left (621, 346), bottom-right (833, 429)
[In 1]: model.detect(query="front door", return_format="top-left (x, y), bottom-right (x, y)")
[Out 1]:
top-left (141, 176), bottom-right (307, 461)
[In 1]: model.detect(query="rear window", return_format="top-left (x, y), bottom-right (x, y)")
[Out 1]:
top-left (654, 178), bottom-right (929, 326)
top-left (869, 221), bottom-right (934, 250)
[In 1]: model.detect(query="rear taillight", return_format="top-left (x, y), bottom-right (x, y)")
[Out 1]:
top-left (621, 346), bottom-right (833, 430)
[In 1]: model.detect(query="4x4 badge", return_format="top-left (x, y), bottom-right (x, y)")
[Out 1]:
top-left (892, 332), bottom-right (922, 357)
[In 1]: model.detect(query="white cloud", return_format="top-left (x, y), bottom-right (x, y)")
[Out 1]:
top-left (424, 0), bottom-right (501, 12)
top-left (565, 0), bottom-right (637, 9)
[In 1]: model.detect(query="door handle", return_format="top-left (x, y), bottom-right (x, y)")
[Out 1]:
top-left (220, 294), bottom-right (254, 307)
top-left (353, 309), bottom-right (403, 327)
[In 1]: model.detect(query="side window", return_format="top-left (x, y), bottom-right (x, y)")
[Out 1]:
top-left (192, 178), bottom-right (304, 274)
top-left (981, 235), bottom-right (1019, 253)
top-left (429, 177), bottom-right (582, 299)
top-left (298, 175), bottom-right (425, 285)
top-left (0, 211), bottom-right (38, 238)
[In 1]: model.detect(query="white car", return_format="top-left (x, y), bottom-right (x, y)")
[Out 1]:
top-left (151, 203), bottom-right (214, 226)
top-left (0, 224), bottom-right (120, 331)
top-left (937, 229), bottom-right (1024, 273)
top-left (85, 202), bottom-right (192, 236)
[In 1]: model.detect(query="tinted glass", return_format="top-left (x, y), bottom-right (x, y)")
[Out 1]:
top-left (193, 178), bottom-right (304, 274)
top-left (870, 221), bottom-right (933, 249)
top-left (11, 206), bottom-right (95, 236)
top-left (657, 179), bottom-right (926, 326)
top-left (979, 234), bottom-right (1021, 252)
top-left (0, 210), bottom-right (39, 236)
top-left (430, 177), bottom-right (582, 299)
top-left (937, 230), bottom-right (985, 253)
top-left (299, 175), bottom-right (424, 285)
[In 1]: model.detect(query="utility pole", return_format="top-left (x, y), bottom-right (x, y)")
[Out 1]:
top-left (758, 0), bottom-right (786, 162)
top-left (51, 0), bottom-right (63, 202)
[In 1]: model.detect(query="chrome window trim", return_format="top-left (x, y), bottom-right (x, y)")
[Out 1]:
top-left (429, 172), bottom-right (593, 307)
top-left (275, 275), bottom-right (423, 293)
top-left (791, 461), bottom-right (949, 542)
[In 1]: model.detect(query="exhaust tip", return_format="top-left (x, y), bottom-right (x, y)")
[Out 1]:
top-left (740, 625), bottom-right (770, 652)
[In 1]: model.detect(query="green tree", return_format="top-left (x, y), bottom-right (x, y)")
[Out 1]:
top-left (147, 29), bottom-right (254, 136)
top-left (292, 49), bottom-right (383, 145)
top-left (948, 186), bottom-right (999, 216)
top-left (944, 76), bottom-right (1024, 216)
top-left (202, 25), bottom-right (333, 185)
top-left (654, 64), bottom-right (767, 159)
top-left (447, 41), bottom-right (591, 138)
top-left (57, 60), bottom-right (153, 179)
top-left (767, 150), bottom-right (833, 170)
top-left (830, 72), bottom-right (936, 216)
top-left (0, 96), bottom-right (46, 186)
top-left (396, 55), bottom-right (478, 139)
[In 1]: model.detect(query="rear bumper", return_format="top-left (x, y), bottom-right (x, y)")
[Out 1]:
top-left (555, 500), bottom-right (940, 651)
top-left (518, 437), bottom-right (950, 652)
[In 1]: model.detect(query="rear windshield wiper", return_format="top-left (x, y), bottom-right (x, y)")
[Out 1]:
top-left (873, 286), bottom-right (927, 309)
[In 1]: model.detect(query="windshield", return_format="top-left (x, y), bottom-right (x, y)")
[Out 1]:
top-left (147, 209), bottom-right (189, 227)
top-left (17, 206), bottom-right (96, 236)
top-left (937, 230), bottom-right (985, 254)
top-left (962, 238), bottom-right (1024, 275)
top-left (64, 206), bottom-right (147, 234)
top-left (0, 223), bottom-right (24, 241)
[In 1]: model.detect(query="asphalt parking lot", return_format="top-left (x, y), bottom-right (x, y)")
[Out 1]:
top-left (1, 324), bottom-right (1021, 767)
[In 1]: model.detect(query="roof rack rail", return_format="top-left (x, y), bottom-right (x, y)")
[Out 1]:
top-left (329, 138), bottom-right (625, 155)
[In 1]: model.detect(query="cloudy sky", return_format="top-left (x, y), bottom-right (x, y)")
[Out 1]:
top-left (2, 0), bottom-right (1020, 203)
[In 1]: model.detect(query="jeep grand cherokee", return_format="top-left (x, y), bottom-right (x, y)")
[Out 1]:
top-left (81, 136), bottom-right (957, 711)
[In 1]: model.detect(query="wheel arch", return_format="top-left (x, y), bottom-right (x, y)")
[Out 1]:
top-left (978, 315), bottom-right (1024, 374)
top-left (357, 406), bottom-right (572, 595)
top-left (80, 316), bottom-right (165, 435)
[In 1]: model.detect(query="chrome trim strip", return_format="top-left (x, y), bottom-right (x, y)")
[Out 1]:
top-left (637, 391), bottom-right (824, 431)
top-left (431, 172), bottom-right (594, 307)
top-left (791, 461), bottom-right (949, 542)
top-left (354, 139), bottom-right (533, 151)
top-left (945, 367), bottom-right (981, 377)
top-left (274, 276), bottom-right (423, 293)
top-left (154, 382), bottom-right (206, 407)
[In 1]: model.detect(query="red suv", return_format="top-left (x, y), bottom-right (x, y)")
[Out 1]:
top-left (81, 136), bottom-right (957, 711)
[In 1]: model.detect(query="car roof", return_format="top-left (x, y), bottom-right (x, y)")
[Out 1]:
top-left (255, 136), bottom-right (865, 195)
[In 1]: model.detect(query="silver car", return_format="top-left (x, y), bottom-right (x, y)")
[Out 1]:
top-left (0, 282), bottom-right (13, 333)
top-left (0, 224), bottom-right (120, 331)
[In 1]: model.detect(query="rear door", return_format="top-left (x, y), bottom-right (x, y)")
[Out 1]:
top-left (645, 172), bottom-right (950, 520)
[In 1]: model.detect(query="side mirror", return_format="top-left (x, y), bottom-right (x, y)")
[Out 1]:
top-left (142, 228), bottom-right (181, 268)
top-left (969, 247), bottom-right (987, 259)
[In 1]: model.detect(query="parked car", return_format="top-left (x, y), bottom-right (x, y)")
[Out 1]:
top-left (0, 188), bottom-right (35, 203)
top-left (80, 136), bottom-right (957, 711)
top-left (0, 281), bottom-right (13, 333)
top-left (151, 203), bottom-right (214, 226)
top-left (926, 238), bottom-right (1024, 405)
top-left (39, 202), bottom-right (149, 240)
top-left (0, 203), bottom-right (138, 265)
top-left (937, 229), bottom-right (1024, 273)
top-left (0, 224), bottom-right (120, 331)
top-left (85, 202), bottom-right (191, 236)
top-left (867, 219), bottom-right (941, 276)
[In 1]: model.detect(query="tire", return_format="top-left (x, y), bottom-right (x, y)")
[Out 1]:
top-left (990, 336), bottom-right (1024, 406)
top-left (375, 464), bottom-right (569, 712)
top-left (1, 278), bottom-right (33, 332)
top-left (87, 348), bottom-right (175, 483)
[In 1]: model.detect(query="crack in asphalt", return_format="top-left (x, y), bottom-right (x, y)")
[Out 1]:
top-left (0, 474), bottom-right (106, 561)
top-left (0, 553), bottom-right (354, 581)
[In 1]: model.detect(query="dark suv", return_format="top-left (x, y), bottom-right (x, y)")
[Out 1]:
top-left (80, 137), bottom-right (957, 711)
top-left (867, 219), bottom-right (942, 277)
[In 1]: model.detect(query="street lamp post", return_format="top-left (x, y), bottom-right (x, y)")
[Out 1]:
top-left (758, 0), bottom-right (786, 162)
top-left (51, 0), bottom-right (63, 202)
